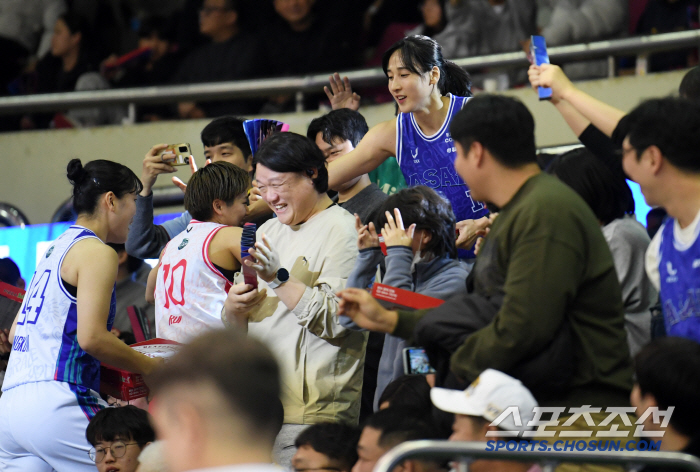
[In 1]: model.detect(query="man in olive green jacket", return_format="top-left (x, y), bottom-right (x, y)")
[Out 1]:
top-left (337, 95), bottom-right (634, 413)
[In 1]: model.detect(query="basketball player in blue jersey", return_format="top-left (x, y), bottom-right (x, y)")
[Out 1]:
top-left (324, 35), bottom-right (490, 257)
top-left (0, 159), bottom-right (162, 471)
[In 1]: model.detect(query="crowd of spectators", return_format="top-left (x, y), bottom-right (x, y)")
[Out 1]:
top-left (1, 0), bottom-right (699, 131)
top-left (3, 3), bottom-right (700, 471)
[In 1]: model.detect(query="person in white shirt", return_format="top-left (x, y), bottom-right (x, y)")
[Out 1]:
top-left (224, 133), bottom-right (366, 468)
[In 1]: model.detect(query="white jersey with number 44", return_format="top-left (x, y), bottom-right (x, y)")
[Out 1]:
top-left (155, 220), bottom-right (232, 343)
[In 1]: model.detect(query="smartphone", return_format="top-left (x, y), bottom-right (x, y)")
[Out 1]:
top-left (529, 35), bottom-right (553, 101)
top-left (402, 347), bottom-right (436, 375)
top-left (161, 143), bottom-right (192, 166)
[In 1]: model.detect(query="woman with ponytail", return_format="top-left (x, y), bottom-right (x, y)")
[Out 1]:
top-left (0, 159), bottom-right (162, 471)
top-left (324, 35), bottom-right (488, 257)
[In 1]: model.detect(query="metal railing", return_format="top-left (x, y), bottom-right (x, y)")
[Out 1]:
top-left (374, 441), bottom-right (700, 472)
top-left (0, 30), bottom-right (698, 115)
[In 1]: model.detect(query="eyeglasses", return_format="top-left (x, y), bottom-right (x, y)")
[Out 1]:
top-left (88, 441), bottom-right (140, 463)
top-left (200, 6), bottom-right (231, 14)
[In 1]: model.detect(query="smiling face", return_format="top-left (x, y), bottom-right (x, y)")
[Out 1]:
top-left (385, 51), bottom-right (438, 113)
top-left (94, 437), bottom-right (144, 472)
top-left (204, 142), bottom-right (251, 172)
top-left (255, 164), bottom-right (321, 225)
top-left (214, 192), bottom-right (249, 226)
top-left (107, 192), bottom-right (138, 244)
top-left (621, 137), bottom-right (660, 207)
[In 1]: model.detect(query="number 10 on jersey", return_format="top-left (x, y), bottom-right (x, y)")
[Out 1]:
top-left (162, 260), bottom-right (187, 308)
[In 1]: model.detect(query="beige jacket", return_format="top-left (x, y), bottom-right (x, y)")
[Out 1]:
top-left (247, 205), bottom-right (367, 425)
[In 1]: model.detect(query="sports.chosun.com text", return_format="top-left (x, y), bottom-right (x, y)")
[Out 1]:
top-left (485, 440), bottom-right (662, 452)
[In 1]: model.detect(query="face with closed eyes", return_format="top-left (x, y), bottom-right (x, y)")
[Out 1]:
top-left (255, 164), bottom-right (321, 226)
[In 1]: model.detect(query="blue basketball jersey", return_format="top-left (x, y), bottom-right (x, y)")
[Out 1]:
top-left (396, 94), bottom-right (489, 258)
top-left (658, 220), bottom-right (700, 342)
top-left (2, 226), bottom-right (116, 393)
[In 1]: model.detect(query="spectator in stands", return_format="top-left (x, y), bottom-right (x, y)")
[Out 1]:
top-left (353, 408), bottom-right (444, 472)
top-left (342, 186), bottom-right (468, 410)
top-left (435, 0), bottom-right (537, 60)
top-left (636, 0), bottom-right (699, 72)
top-left (537, 0), bottom-right (628, 46)
top-left (223, 133), bottom-right (366, 467)
top-left (376, 375), bottom-right (432, 412)
top-left (259, 0), bottom-right (355, 111)
top-left (0, 258), bottom-right (23, 289)
top-left (292, 423), bottom-right (361, 472)
top-left (149, 329), bottom-right (284, 472)
top-left (307, 109), bottom-right (387, 224)
top-left (307, 108), bottom-right (387, 421)
top-left (535, 0), bottom-right (628, 78)
top-left (431, 369), bottom-right (538, 472)
top-left (547, 148), bottom-right (657, 356)
top-left (86, 405), bottom-right (155, 472)
top-left (125, 116), bottom-right (256, 260)
top-left (106, 16), bottom-right (182, 122)
top-left (106, 243), bottom-right (155, 337)
top-left (0, 0), bottom-right (66, 95)
top-left (632, 337), bottom-right (700, 457)
top-left (173, 0), bottom-right (264, 119)
top-left (25, 10), bottom-right (122, 128)
top-left (616, 98), bottom-right (700, 343)
top-left (407, 0), bottom-right (448, 39)
top-left (337, 95), bottom-right (635, 443)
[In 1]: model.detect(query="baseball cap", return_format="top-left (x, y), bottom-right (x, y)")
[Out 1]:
top-left (430, 369), bottom-right (538, 433)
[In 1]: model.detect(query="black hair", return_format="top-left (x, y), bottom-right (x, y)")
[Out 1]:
top-left (634, 337), bottom-right (700, 438)
top-left (201, 116), bottom-right (252, 161)
top-left (613, 98), bottom-right (700, 173)
top-left (58, 11), bottom-right (90, 36)
top-left (547, 148), bottom-right (633, 225)
top-left (0, 258), bottom-right (21, 287)
top-left (679, 66), bottom-right (700, 101)
top-left (364, 407), bottom-right (440, 450)
top-left (138, 16), bottom-right (177, 42)
top-left (184, 161), bottom-right (250, 221)
top-left (377, 375), bottom-right (432, 413)
top-left (450, 94), bottom-right (537, 168)
top-left (253, 133), bottom-right (329, 193)
top-left (85, 405), bottom-right (155, 446)
top-left (106, 243), bottom-right (145, 274)
top-left (149, 329), bottom-right (282, 444)
top-left (294, 423), bottom-right (360, 471)
top-left (307, 109), bottom-right (369, 148)
top-left (67, 159), bottom-right (143, 216)
top-left (382, 35), bottom-right (472, 98)
top-left (373, 186), bottom-right (457, 259)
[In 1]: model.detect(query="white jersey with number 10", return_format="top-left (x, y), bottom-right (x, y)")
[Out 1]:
top-left (155, 220), bottom-right (232, 343)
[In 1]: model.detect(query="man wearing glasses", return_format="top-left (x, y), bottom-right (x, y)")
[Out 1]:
top-left (85, 405), bottom-right (155, 472)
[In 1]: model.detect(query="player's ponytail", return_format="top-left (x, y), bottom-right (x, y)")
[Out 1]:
top-left (382, 35), bottom-right (472, 98)
top-left (67, 159), bottom-right (143, 215)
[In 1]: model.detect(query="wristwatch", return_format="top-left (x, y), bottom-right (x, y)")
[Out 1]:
top-left (267, 268), bottom-right (290, 289)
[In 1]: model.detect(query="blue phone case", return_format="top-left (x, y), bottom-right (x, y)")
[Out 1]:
top-left (530, 35), bottom-right (553, 101)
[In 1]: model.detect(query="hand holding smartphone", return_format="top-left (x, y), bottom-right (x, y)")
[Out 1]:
top-left (402, 347), bottom-right (436, 375)
top-left (161, 143), bottom-right (192, 166)
top-left (529, 36), bottom-right (553, 101)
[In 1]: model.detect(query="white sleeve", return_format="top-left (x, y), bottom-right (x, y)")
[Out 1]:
top-left (645, 228), bottom-right (662, 292)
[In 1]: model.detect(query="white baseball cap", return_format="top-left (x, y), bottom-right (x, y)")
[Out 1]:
top-left (430, 369), bottom-right (538, 433)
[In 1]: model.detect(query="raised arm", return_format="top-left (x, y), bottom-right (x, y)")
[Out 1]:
top-left (529, 64), bottom-right (625, 137)
top-left (327, 119), bottom-right (396, 190)
top-left (73, 241), bottom-right (161, 375)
